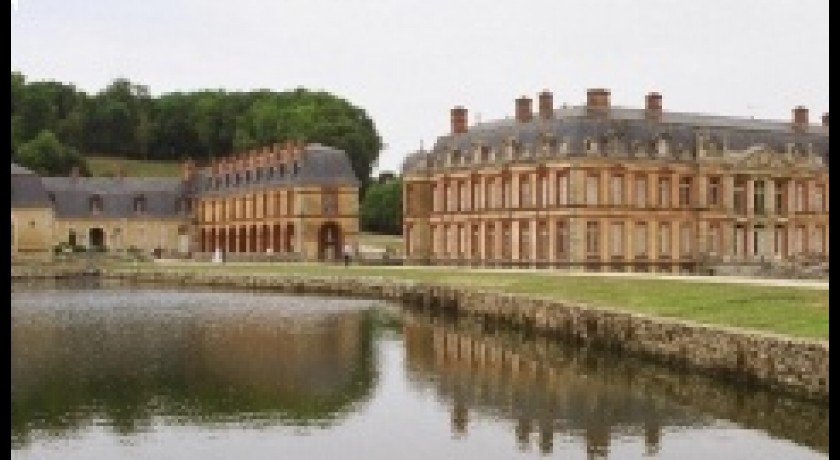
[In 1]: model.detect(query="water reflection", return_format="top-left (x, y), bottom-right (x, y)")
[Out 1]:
top-left (402, 312), bottom-right (829, 457)
top-left (12, 286), bottom-right (378, 448)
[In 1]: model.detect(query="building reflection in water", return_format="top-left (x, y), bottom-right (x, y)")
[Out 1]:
top-left (402, 312), bottom-right (829, 458)
top-left (11, 288), bottom-right (378, 448)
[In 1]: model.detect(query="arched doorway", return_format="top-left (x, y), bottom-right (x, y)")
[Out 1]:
top-left (285, 224), bottom-right (295, 253)
top-left (273, 224), bottom-right (283, 253)
top-left (318, 222), bottom-right (342, 261)
top-left (249, 225), bottom-right (257, 252)
top-left (89, 228), bottom-right (106, 251)
top-left (238, 226), bottom-right (247, 253)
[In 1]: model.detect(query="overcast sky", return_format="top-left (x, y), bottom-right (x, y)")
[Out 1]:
top-left (11, 0), bottom-right (829, 174)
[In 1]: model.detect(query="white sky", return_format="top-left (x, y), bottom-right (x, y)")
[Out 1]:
top-left (11, 0), bottom-right (830, 175)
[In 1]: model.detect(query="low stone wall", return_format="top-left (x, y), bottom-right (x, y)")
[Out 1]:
top-left (68, 269), bottom-right (827, 402)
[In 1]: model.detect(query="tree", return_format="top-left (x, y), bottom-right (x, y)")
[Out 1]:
top-left (360, 178), bottom-right (403, 235)
top-left (15, 130), bottom-right (88, 176)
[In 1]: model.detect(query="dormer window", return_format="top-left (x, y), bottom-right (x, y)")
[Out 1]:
top-left (133, 195), bottom-right (147, 213)
top-left (256, 167), bottom-right (263, 181)
top-left (245, 170), bottom-right (252, 183)
top-left (225, 174), bottom-right (230, 187)
top-left (293, 161), bottom-right (300, 175)
top-left (89, 195), bottom-right (103, 214)
top-left (47, 193), bottom-right (56, 204)
top-left (279, 164), bottom-right (287, 177)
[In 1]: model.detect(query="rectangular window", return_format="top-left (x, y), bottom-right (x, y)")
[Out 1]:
top-left (556, 172), bottom-right (569, 206)
top-left (795, 182), bottom-right (805, 212)
top-left (473, 182), bottom-right (481, 210)
top-left (586, 221), bottom-right (600, 258)
top-left (555, 220), bottom-right (569, 261)
top-left (485, 223), bottom-right (495, 260)
top-left (519, 175), bottom-right (531, 208)
top-left (503, 179), bottom-right (511, 209)
top-left (470, 225), bottom-right (480, 259)
top-left (708, 223), bottom-right (720, 255)
top-left (658, 178), bottom-right (671, 208)
top-left (610, 175), bottom-right (623, 206)
top-left (813, 226), bottom-right (825, 254)
top-left (635, 176), bottom-right (647, 208)
top-left (774, 225), bottom-right (786, 257)
top-left (484, 179), bottom-right (494, 209)
top-left (679, 177), bottom-right (692, 208)
top-left (538, 176), bottom-right (547, 207)
top-left (734, 178), bottom-right (747, 214)
top-left (658, 222), bottom-right (671, 258)
top-left (680, 223), bottom-right (692, 258)
top-left (610, 222), bottom-right (624, 258)
top-left (586, 174), bottom-right (600, 206)
top-left (734, 225), bottom-right (746, 257)
top-left (754, 180), bottom-right (765, 215)
top-left (634, 223), bottom-right (648, 258)
top-left (774, 180), bottom-right (786, 214)
top-left (707, 177), bottom-right (721, 208)
top-left (813, 184), bottom-right (825, 213)
top-left (519, 222), bottom-right (530, 261)
top-left (502, 223), bottom-right (512, 259)
top-left (537, 221), bottom-right (548, 260)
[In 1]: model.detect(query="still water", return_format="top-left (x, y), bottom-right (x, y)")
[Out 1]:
top-left (11, 283), bottom-right (828, 459)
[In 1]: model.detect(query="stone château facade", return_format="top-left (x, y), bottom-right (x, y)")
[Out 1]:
top-left (11, 141), bottom-right (360, 262)
top-left (402, 89), bottom-right (829, 273)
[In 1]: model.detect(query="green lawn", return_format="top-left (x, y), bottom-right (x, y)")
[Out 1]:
top-left (113, 262), bottom-right (829, 340)
top-left (86, 156), bottom-right (183, 178)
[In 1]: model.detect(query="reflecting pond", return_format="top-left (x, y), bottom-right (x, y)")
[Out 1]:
top-left (11, 282), bottom-right (828, 459)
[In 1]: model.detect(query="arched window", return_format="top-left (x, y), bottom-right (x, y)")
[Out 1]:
top-left (133, 195), bottom-right (147, 213)
top-left (89, 195), bottom-right (103, 214)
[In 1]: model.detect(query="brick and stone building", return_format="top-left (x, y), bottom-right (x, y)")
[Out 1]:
top-left (402, 89), bottom-right (829, 273)
top-left (11, 141), bottom-right (360, 262)
top-left (194, 141), bottom-right (360, 260)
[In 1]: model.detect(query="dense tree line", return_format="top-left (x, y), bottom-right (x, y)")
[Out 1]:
top-left (10, 72), bottom-right (382, 183)
top-left (360, 178), bottom-right (402, 235)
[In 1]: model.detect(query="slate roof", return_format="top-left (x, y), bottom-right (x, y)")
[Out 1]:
top-left (406, 106), bottom-right (829, 173)
top-left (11, 163), bottom-right (51, 208)
top-left (196, 143), bottom-right (359, 196)
top-left (38, 177), bottom-right (189, 218)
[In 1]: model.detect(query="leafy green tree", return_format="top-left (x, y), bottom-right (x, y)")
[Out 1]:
top-left (360, 178), bottom-right (403, 235)
top-left (15, 130), bottom-right (88, 176)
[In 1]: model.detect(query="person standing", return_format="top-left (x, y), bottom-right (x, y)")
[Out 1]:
top-left (343, 243), bottom-right (352, 267)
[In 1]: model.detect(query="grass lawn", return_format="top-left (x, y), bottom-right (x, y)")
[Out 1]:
top-left (87, 156), bottom-right (183, 177)
top-left (113, 262), bottom-right (829, 340)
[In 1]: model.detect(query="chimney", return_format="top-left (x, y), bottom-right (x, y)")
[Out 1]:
top-left (515, 96), bottom-right (533, 122)
top-left (538, 90), bottom-right (554, 120)
top-left (586, 88), bottom-right (611, 115)
top-left (451, 106), bottom-right (468, 134)
top-left (822, 112), bottom-right (829, 127)
top-left (792, 106), bottom-right (809, 132)
top-left (645, 92), bottom-right (663, 121)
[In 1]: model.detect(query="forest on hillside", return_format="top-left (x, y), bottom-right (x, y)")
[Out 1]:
top-left (10, 72), bottom-right (382, 183)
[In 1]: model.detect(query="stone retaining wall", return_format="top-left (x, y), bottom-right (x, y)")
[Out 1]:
top-left (37, 269), bottom-right (830, 401)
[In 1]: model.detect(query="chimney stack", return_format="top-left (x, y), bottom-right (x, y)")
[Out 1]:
top-left (515, 96), bottom-right (533, 122)
top-left (822, 112), bottom-right (829, 127)
top-left (586, 88), bottom-right (611, 115)
top-left (792, 106), bottom-right (809, 132)
top-left (645, 92), bottom-right (663, 121)
top-left (538, 90), bottom-right (553, 120)
top-left (450, 106), bottom-right (468, 135)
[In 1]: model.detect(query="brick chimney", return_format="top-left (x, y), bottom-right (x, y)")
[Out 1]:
top-left (822, 112), bottom-right (829, 127)
top-left (451, 106), bottom-right (468, 135)
top-left (515, 96), bottom-right (533, 122)
top-left (538, 90), bottom-right (554, 120)
top-left (586, 88), bottom-right (611, 115)
top-left (645, 92), bottom-right (663, 121)
top-left (792, 106), bottom-right (809, 132)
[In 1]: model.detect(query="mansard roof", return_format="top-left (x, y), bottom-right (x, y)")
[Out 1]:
top-left (406, 106), bottom-right (829, 173)
top-left (196, 143), bottom-right (359, 196)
